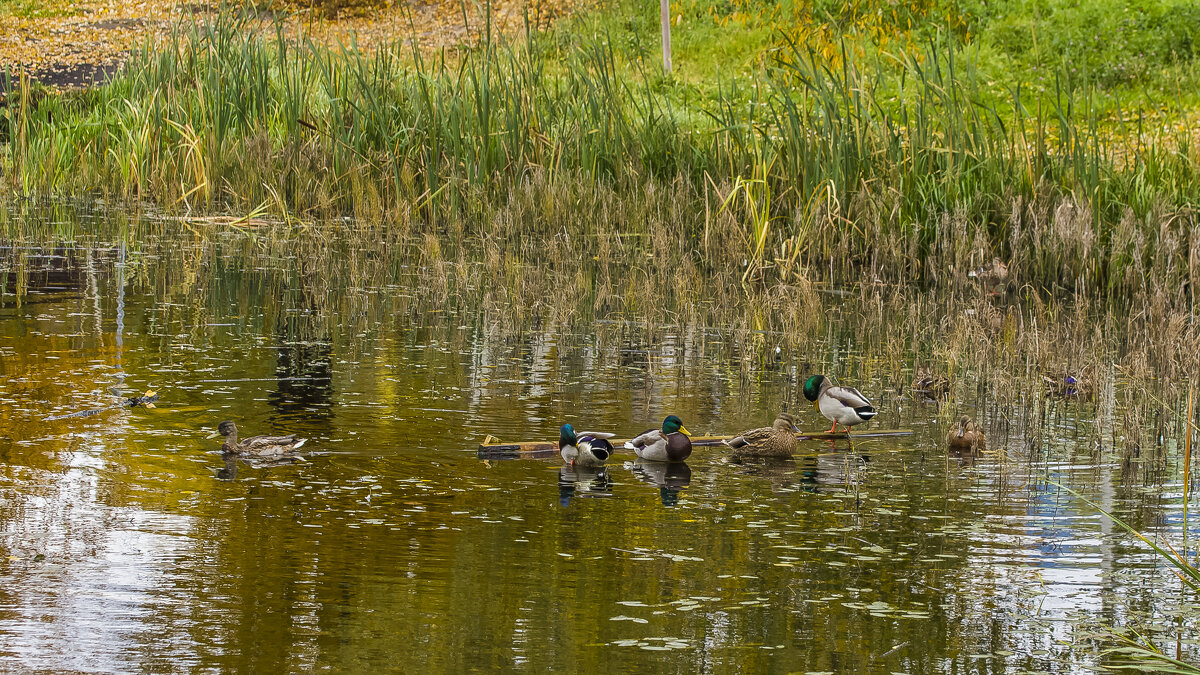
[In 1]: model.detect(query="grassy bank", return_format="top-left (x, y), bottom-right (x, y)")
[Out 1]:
top-left (1, 5), bottom-right (1198, 301)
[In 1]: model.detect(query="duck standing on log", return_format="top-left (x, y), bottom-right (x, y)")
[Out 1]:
top-left (803, 375), bottom-right (877, 433)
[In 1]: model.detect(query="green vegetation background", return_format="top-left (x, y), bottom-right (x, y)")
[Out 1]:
top-left (584, 0), bottom-right (1200, 113)
top-left (2, 0), bottom-right (1199, 300)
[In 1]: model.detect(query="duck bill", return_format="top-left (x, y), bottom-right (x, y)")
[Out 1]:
top-left (812, 400), bottom-right (820, 411)
top-left (679, 426), bottom-right (693, 436)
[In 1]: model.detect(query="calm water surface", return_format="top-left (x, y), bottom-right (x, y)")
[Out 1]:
top-left (0, 220), bottom-right (1195, 673)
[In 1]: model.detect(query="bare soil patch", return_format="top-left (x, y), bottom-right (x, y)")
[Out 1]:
top-left (1, 0), bottom-right (578, 89)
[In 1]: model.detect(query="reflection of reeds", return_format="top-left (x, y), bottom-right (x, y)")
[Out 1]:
top-left (1061, 480), bottom-right (1200, 674)
top-left (5, 198), bottom-right (1197, 431)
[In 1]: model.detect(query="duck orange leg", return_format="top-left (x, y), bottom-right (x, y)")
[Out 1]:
top-left (828, 421), bottom-right (839, 433)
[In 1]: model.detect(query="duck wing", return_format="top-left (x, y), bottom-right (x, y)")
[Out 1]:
top-left (577, 431), bottom-right (615, 440)
top-left (242, 434), bottom-right (306, 450)
top-left (723, 426), bottom-right (771, 449)
top-left (624, 429), bottom-right (662, 450)
top-left (577, 437), bottom-right (613, 462)
top-left (827, 386), bottom-right (872, 409)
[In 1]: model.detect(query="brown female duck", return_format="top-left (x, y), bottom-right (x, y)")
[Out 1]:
top-left (218, 420), bottom-right (307, 457)
top-left (723, 413), bottom-right (800, 459)
top-left (946, 415), bottom-right (986, 452)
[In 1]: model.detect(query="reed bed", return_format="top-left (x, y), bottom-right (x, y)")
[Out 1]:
top-left (1, 11), bottom-right (1197, 303)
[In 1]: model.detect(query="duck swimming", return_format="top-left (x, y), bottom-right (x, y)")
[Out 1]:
top-left (803, 375), bottom-right (877, 433)
top-left (723, 412), bottom-right (800, 459)
top-left (559, 424), bottom-right (615, 467)
top-left (946, 415), bottom-right (986, 451)
top-left (218, 420), bottom-right (307, 457)
top-left (623, 415), bottom-right (692, 462)
top-left (913, 373), bottom-right (950, 400)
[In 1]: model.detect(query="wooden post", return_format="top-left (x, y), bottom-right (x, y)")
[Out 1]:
top-left (660, 0), bottom-right (672, 74)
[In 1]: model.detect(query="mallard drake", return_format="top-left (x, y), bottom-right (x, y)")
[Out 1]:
top-left (803, 375), bottom-right (877, 433)
top-left (559, 424), bottom-right (615, 467)
top-left (623, 415), bottom-right (692, 462)
top-left (218, 420), bottom-right (307, 457)
top-left (947, 415), bottom-right (986, 451)
top-left (723, 412), bottom-right (800, 459)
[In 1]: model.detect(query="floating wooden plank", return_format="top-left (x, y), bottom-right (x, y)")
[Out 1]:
top-left (477, 429), bottom-right (913, 459)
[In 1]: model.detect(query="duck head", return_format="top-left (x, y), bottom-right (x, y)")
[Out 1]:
top-left (559, 423), bottom-right (577, 448)
top-left (218, 420), bottom-right (238, 439)
top-left (803, 375), bottom-right (829, 409)
top-left (662, 415), bottom-right (691, 436)
top-left (774, 412), bottom-right (800, 432)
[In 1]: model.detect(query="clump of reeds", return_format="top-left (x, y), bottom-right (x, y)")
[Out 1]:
top-left (2, 10), bottom-right (1198, 305)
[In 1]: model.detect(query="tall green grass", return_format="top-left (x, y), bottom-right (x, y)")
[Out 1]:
top-left (2, 11), bottom-right (1197, 298)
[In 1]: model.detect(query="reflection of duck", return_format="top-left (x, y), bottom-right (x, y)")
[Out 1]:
top-left (215, 444), bottom-right (305, 480)
top-left (215, 455), bottom-right (239, 481)
top-left (219, 420), bottom-right (307, 457)
top-left (558, 465), bottom-right (613, 506)
top-left (624, 415), bottom-right (692, 462)
top-left (559, 424), bottom-right (615, 467)
top-left (629, 459), bottom-right (691, 506)
top-left (804, 375), bottom-right (877, 432)
top-left (946, 415), bottom-right (986, 452)
top-left (724, 413), bottom-right (799, 459)
top-left (729, 457), bottom-right (801, 494)
top-left (949, 445), bottom-right (982, 466)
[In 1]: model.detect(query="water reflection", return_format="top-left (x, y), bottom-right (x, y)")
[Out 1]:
top-left (949, 445), bottom-right (983, 467)
top-left (557, 465), bottom-right (613, 505)
top-left (727, 456), bottom-right (808, 494)
top-left (0, 229), bottom-right (1197, 673)
top-left (215, 455), bottom-right (239, 481)
top-left (628, 459), bottom-right (691, 506)
top-left (269, 312), bottom-right (334, 426)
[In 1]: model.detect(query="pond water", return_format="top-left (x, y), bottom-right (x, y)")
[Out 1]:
top-left (1, 212), bottom-right (1196, 673)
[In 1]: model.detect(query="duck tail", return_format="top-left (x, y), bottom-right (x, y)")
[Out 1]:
top-left (585, 437), bottom-right (613, 461)
top-left (855, 406), bottom-right (877, 419)
top-left (292, 438), bottom-right (308, 449)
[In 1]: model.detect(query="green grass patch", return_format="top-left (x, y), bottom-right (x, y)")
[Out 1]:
top-left (0, 0), bottom-right (83, 19)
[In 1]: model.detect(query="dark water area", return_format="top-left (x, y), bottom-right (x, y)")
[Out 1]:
top-left (0, 210), bottom-right (1197, 673)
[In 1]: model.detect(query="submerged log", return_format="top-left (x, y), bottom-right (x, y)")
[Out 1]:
top-left (478, 429), bottom-right (913, 459)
